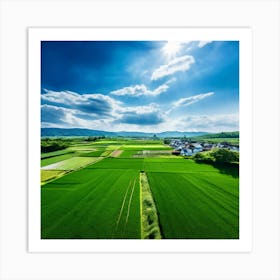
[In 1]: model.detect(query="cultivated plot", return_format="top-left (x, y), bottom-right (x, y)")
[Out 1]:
top-left (41, 156), bottom-right (102, 171)
top-left (41, 169), bottom-right (141, 239)
top-left (86, 158), bottom-right (144, 170)
top-left (147, 171), bottom-right (239, 239)
top-left (144, 158), bottom-right (218, 173)
top-left (40, 141), bottom-right (239, 240)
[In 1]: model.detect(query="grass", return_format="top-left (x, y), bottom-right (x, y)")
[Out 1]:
top-left (118, 149), bottom-right (174, 159)
top-left (105, 145), bottom-right (122, 151)
top-left (41, 153), bottom-right (75, 167)
top-left (41, 169), bottom-right (141, 239)
top-left (41, 156), bottom-right (103, 171)
top-left (140, 172), bottom-right (161, 239)
top-left (147, 172), bottom-right (239, 239)
top-left (86, 158), bottom-right (144, 170)
top-left (67, 146), bottom-right (98, 151)
top-left (41, 170), bottom-right (66, 183)
top-left (118, 150), bottom-right (141, 158)
top-left (143, 158), bottom-right (218, 173)
top-left (41, 149), bottom-right (74, 159)
top-left (193, 137), bottom-right (239, 145)
top-left (40, 138), bottom-right (239, 239)
top-left (121, 145), bottom-right (171, 150)
top-left (101, 150), bottom-right (113, 157)
top-left (79, 150), bottom-right (105, 157)
top-left (133, 150), bottom-right (172, 158)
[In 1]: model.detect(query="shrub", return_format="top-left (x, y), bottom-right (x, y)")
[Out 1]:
top-left (41, 139), bottom-right (70, 153)
top-left (211, 148), bottom-right (239, 163)
top-left (192, 151), bottom-right (214, 163)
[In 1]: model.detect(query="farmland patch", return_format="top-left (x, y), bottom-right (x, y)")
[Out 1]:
top-left (41, 169), bottom-right (141, 239)
top-left (41, 170), bottom-right (66, 184)
top-left (86, 158), bottom-right (144, 170)
top-left (118, 150), bottom-right (142, 158)
top-left (41, 149), bottom-right (74, 159)
top-left (41, 153), bottom-right (75, 167)
top-left (110, 150), bottom-right (123, 157)
top-left (133, 150), bottom-right (172, 158)
top-left (148, 172), bottom-right (239, 239)
top-left (144, 158), bottom-right (218, 173)
top-left (41, 156), bottom-right (103, 171)
top-left (121, 144), bottom-right (171, 150)
top-left (79, 150), bottom-right (105, 157)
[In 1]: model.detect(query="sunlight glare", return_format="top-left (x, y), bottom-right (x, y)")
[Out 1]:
top-left (162, 41), bottom-right (182, 58)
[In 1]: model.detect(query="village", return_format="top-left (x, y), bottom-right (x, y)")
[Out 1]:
top-left (169, 139), bottom-right (239, 156)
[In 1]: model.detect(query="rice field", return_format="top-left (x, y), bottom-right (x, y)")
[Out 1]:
top-left (41, 156), bottom-right (102, 171)
top-left (41, 139), bottom-right (239, 239)
top-left (147, 172), bottom-right (239, 238)
top-left (41, 169), bottom-right (141, 239)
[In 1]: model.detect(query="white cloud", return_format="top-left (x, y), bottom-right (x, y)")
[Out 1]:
top-left (41, 90), bottom-right (80, 104)
top-left (166, 77), bottom-right (177, 84)
top-left (110, 79), bottom-right (176, 97)
top-left (179, 114), bottom-right (239, 132)
top-left (198, 41), bottom-right (212, 48)
top-left (151, 55), bottom-right (195, 80)
top-left (41, 103), bottom-right (118, 130)
top-left (110, 84), bottom-right (150, 96)
top-left (119, 103), bottom-right (159, 114)
top-left (173, 92), bottom-right (214, 107)
top-left (41, 89), bottom-right (167, 129)
top-left (41, 90), bottom-right (121, 117)
top-left (41, 104), bottom-right (83, 127)
top-left (151, 113), bottom-right (239, 133)
top-left (117, 103), bottom-right (165, 125)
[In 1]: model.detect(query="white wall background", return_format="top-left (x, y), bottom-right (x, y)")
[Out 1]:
top-left (0, 0), bottom-right (279, 279)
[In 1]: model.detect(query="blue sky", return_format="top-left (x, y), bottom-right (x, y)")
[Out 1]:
top-left (41, 40), bottom-right (239, 132)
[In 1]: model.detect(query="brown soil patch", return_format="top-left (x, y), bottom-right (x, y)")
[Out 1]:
top-left (111, 150), bottom-right (123, 157)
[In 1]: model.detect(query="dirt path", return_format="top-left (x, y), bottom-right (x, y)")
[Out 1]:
top-left (110, 150), bottom-right (123, 157)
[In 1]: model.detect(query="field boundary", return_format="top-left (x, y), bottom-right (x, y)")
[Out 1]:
top-left (41, 156), bottom-right (105, 185)
top-left (140, 172), bottom-right (162, 239)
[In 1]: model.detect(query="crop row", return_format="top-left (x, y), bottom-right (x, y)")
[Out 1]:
top-left (41, 156), bottom-right (239, 239)
top-left (147, 172), bottom-right (239, 239)
top-left (41, 169), bottom-right (141, 239)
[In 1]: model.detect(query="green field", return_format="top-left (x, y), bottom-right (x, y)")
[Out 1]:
top-left (41, 170), bottom-right (66, 183)
top-left (41, 156), bottom-right (102, 171)
top-left (118, 150), bottom-right (140, 158)
top-left (86, 158), bottom-right (144, 170)
top-left (147, 172), bottom-right (238, 238)
top-left (79, 150), bottom-right (105, 157)
top-left (41, 138), bottom-right (239, 239)
top-left (144, 158), bottom-right (218, 173)
top-left (42, 169), bottom-right (140, 238)
top-left (41, 149), bottom-right (74, 159)
top-left (41, 153), bottom-right (75, 167)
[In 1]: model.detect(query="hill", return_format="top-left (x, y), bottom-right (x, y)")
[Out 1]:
top-left (41, 128), bottom-right (208, 138)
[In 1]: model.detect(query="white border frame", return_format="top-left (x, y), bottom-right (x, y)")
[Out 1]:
top-left (1, 1), bottom-right (279, 279)
top-left (28, 27), bottom-right (252, 253)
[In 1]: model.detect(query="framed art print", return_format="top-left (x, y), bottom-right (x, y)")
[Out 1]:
top-left (28, 27), bottom-right (252, 252)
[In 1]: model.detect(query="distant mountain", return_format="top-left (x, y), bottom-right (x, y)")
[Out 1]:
top-left (41, 128), bottom-right (209, 138)
top-left (194, 131), bottom-right (239, 139)
top-left (41, 128), bottom-right (116, 137)
top-left (156, 131), bottom-right (207, 138)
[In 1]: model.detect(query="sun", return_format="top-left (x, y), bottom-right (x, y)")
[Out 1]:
top-left (162, 41), bottom-right (182, 58)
